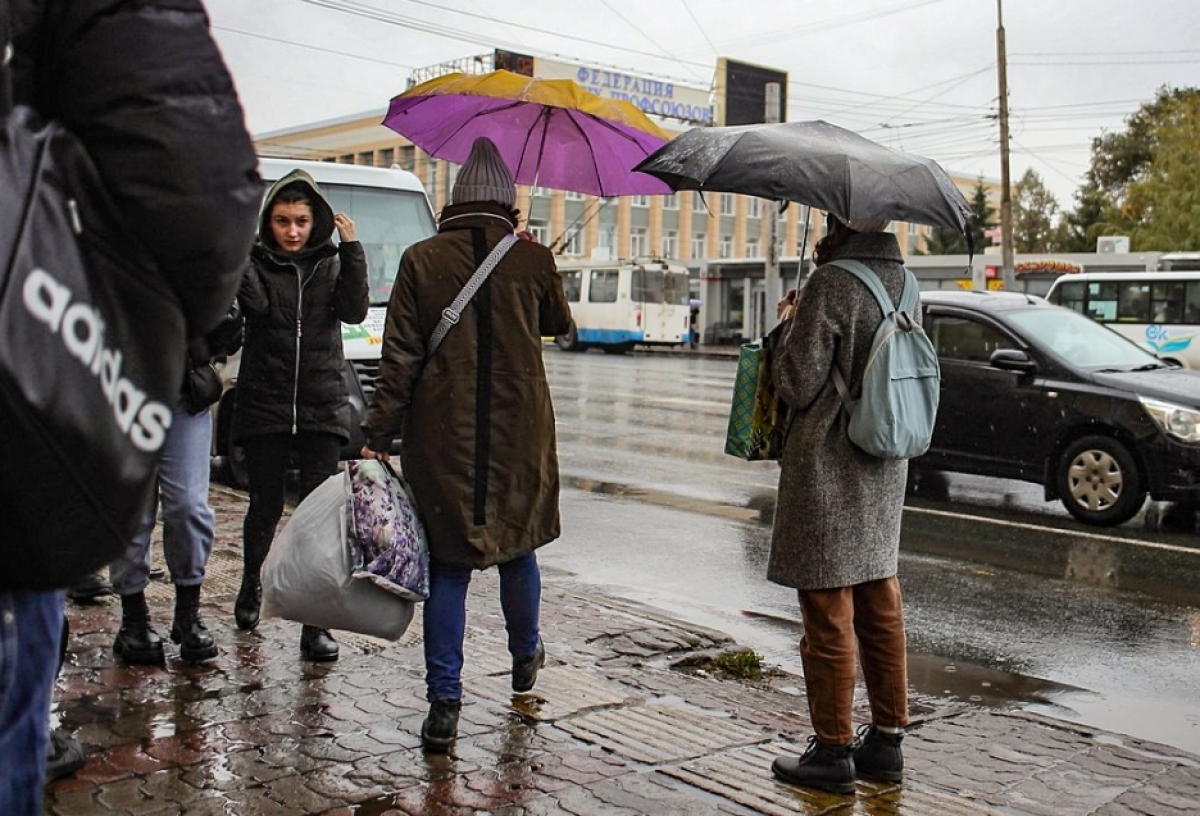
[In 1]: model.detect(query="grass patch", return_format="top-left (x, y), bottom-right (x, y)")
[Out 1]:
top-left (673, 648), bottom-right (781, 684)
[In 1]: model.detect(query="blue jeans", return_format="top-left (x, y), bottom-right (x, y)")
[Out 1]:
top-left (424, 552), bottom-right (541, 702)
top-left (111, 407), bottom-right (215, 594)
top-left (0, 590), bottom-right (64, 815)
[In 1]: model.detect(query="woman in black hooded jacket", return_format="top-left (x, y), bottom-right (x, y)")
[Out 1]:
top-left (232, 169), bottom-right (368, 662)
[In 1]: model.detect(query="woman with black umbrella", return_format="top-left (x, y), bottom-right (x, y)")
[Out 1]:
top-left (767, 213), bottom-right (911, 795)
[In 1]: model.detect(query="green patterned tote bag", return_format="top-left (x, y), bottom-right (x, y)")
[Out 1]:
top-left (724, 342), bottom-right (785, 461)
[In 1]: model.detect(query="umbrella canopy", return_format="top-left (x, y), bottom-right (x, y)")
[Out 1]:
top-left (634, 119), bottom-right (972, 233)
top-left (383, 70), bottom-right (673, 198)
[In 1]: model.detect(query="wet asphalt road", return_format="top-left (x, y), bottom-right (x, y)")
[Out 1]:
top-left (540, 347), bottom-right (1200, 755)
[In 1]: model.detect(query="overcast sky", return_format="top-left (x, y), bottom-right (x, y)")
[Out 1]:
top-left (204, 0), bottom-right (1200, 208)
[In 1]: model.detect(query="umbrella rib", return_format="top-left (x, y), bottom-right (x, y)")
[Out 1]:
top-left (406, 96), bottom-right (529, 159)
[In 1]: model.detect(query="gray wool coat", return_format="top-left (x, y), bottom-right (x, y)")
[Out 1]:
top-left (767, 231), bottom-right (913, 590)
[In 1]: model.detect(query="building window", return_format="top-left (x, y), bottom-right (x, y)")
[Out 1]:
top-left (377, 148), bottom-right (394, 167)
top-left (720, 194), bottom-right (735, 216)
top-left (663, 193), bottom-right (678, 210)
top-left (562, 228), bottom-right (585, 256)
top-left (631, 195), bottom-right (649, 208)
top-left (532, 186), bottom-right (552, 198)
top-left (528, 219), bottom-right (549, 245)
top-left (661, 230), bottom-right (678, 259)
top-left (692, 233), bottom-right (706, 259)
top-left (746, 238), bottom-right (760, 258)
top-left (720, 235), bottom-right (732, 258)
top-left (565, 189), bottom-right (585, 201)
top-left (747, 198), bottom-right (761, 219)
top-left (693, 192), bottom-right (708, 213)
top-left (908, 221), bottom-right (919, 235)
top-left (630, 226), bottom-right (649, 257)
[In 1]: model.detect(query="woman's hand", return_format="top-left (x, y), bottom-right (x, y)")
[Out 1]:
top-left (360, 445), bottom-right (389, 462)
top-left (334, 213), bottom-right (356, 242)
top-left (777, 289), bottom-right (798, 321)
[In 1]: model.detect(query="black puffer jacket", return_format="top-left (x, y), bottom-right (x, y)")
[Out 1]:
top-left (233, 170), bottom-right (369, 444)
top-left (7, 0), bottom-right (260, 336)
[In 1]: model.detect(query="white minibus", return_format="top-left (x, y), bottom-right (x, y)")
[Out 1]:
top-left (554, 257), bottom-right (692, 353)
top-left (1045, 270), bottom-right (1200, 369)
top-left (213, 157), bottom-right (437, 485)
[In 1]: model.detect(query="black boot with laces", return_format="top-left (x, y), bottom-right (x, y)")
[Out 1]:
top-left (771, 735), bottom-right (856, 795)
top-left (170, 584), bottom-right (218, 664)
top-left (113, 591), bottom-right (165, 666)
top-left (851, 724), bottom-right (904, 782)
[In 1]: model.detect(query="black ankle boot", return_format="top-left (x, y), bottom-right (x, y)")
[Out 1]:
top-left (171, 584), bottom-right (218, 664)
top-left (512, 637), bottom-right (545, 692)
top-left (299, 625), bottom-right (339, 662)
top-left (852, 725), bottom-right (904, 782)
top-left (113, 591), bottom-right (165, 666)
top-left (235, 531), bottom-right (270, 631)
top-left (421, 699), bottom-right (461, 753)
top-left (234, 573), bottom-right (262, 631)
top-left (771, 736), bottom-right (856, 795)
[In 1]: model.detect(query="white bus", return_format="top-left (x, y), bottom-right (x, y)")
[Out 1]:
top-left (1045, 270), bottom-right (1200, 368)
top-left (553, 257), bottom-right (692, 353)
top-left (214, 157), bottom-right (437, 484)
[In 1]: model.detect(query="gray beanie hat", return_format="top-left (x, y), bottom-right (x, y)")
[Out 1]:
top-left (834, 214), bottom-right (891, 233)
top-left (451, 137), bottom-right (516, 207)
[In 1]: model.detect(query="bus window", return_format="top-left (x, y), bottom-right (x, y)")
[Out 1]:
top-left (1116, 282), bottom-right (1151, 321)
top-left (1186, 283), bottom-right (1200, 324)
top-left (1086, 282), bottom-right (1119, 321)
top-left (561, 269), bottom-right (582, 303)
top-left (588, 269), bottom-right (619, 303)
top-left (1152, 281), bottom-right (1184, 323)
top-left (1052, 280), bottom-right (1086, 313)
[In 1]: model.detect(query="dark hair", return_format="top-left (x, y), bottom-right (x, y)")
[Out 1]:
top-left (271, 181), bottom-right (312, 210)
top-left (813, 213), bottom-right (852, 267)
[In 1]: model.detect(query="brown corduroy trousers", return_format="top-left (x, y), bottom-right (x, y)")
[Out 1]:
top-left (797, 575), bottom-right (909, 745)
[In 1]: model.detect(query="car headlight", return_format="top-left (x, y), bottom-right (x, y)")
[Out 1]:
top-left (1139, 396), bottom-right (1200, 443)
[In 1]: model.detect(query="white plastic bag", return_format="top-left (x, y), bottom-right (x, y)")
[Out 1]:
top-left (261, 471), bottom-right (415, 641)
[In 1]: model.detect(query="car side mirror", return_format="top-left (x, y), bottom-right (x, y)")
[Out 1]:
top-left (990, 348), bottom-right (1037, 373)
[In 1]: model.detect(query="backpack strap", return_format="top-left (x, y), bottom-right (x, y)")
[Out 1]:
top-left (825, 258), bottom-right (920, 407)
top-left (426, 232), bottom-right (517, 359)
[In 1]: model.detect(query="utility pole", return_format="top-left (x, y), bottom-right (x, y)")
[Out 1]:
top-left (996, 0), bottom-right (1015, 290)
top-left (763, 82), bottom-right (782, 335)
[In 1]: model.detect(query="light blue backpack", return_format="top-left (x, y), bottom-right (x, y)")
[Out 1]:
top-left (827, 259), bottom-right (940, 460)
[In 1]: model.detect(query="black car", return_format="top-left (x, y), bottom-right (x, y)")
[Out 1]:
top-left (916, 289), bottom-right (1200, 526)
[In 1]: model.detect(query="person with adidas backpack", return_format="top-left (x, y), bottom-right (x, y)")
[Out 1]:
top-left (767, 213), bottom-right (932, 796)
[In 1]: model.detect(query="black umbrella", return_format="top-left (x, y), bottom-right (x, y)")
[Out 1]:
top-left (634, 119), bottom-right (973, 235)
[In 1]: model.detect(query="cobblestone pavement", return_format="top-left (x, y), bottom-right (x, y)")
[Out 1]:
top-left (46, 484), bottom-right (1200, 815)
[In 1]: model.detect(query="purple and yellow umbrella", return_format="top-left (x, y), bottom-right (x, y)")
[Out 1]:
top-left (383, 70), bottom-right (673, 197)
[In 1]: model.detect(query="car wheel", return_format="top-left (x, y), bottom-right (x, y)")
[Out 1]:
top-left (1055, 435), bottom-right (1145, 526)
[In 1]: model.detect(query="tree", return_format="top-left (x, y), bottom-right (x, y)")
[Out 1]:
top-left (1011, 168), bottom-right (1060, 252)
top-left (925, 177), bottom-right (995, 255)
top-left (1067, 86), bottom-right (1200, 250)
top-left (1059, 179), bottom-right (1108, 253)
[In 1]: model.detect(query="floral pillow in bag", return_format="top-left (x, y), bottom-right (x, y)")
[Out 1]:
top-left (346, 459), bottom-right (430, 601)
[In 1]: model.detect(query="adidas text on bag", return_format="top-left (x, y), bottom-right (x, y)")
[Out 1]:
top-left (828, 259), bottom-right (940, 460)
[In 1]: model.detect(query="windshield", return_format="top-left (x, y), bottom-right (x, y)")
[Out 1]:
top-left (320, 184), bottom-right (436, 305)
top-left (1008, 306), bottom-right (1164, 369)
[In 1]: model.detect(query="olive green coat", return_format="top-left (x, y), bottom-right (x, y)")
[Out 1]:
top-left (366, 203), bottom-right (572, 569)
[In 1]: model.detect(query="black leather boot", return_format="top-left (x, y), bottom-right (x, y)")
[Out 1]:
top-left (420, 699), bottom-right (462, 753)
top-left (299, 625), bottom-right (339, 662)
top-left (113, 591), bottom-right (165, 666)
top-left (171, 584), bottom-right (218, 664)
top-left (771, 736), bottom-right (856, 795)
top-left (235, 530), bottom-right (270, 631)
top-left (512, 637), bottom-right (546, 692)
top-left (852, 725), bottom-right (904, 782)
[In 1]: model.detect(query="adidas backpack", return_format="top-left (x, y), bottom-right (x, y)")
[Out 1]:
top-left (827, 259), bottom-right (940, 460)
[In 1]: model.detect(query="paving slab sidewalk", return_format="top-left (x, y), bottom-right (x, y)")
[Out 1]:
top-left (46, 485), bottom-right (1200, 816)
